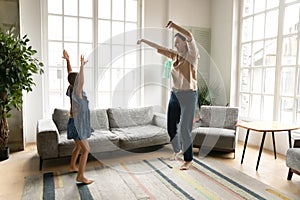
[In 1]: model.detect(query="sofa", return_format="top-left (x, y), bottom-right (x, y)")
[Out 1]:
top-left (36, 106), bottom-right (169, 170)
top-left (192, 105), bottom-right (239, 158)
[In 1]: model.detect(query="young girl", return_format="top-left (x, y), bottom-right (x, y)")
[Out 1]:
top-left (63, 50), bottom-right (93, 184)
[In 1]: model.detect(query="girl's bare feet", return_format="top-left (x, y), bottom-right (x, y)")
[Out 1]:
top-left (170, 150), bottom-right (183, 161)
top-left (68, 166), bottom-right (79, 173)
top-left (180, 161), bottom-right (192, 170)
top-left (76, 177), bottom-right (94, 185)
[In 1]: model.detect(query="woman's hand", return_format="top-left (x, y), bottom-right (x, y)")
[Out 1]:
top-left (137, 39), bottom-right (143, 45)
top-left (166, 20), bottom-right (173, 28)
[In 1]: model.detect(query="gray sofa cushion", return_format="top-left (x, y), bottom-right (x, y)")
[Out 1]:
top-left (286, 148), bottom-right (300, 172)
top-left (107, 106), bottom-right (154, 128)
top-left (90, 109), bottom-right (110, 130)
top-left (111, 125), bottom-right (169, 149)
top-left (58, 130), bottom-right (120, 157)
top-left (52, 108), bottom-right (69, 132)
top-left (199, 106), bottom-right (238, 130)
top-left (192, 127), bottom-right (236, 150)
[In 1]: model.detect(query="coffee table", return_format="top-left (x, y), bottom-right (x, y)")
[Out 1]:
top-left (236, 121), bottom-right (300, 171)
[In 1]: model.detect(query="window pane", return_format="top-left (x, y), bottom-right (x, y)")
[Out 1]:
top-left (124, 49), bottom-right (137, 68)
top-left (254, 0), bottom-right (266, 13)
top-left (126, 0), bottom-right (137, 22)
top-left (98, 44), bottom-right (111, 67)
top-left (48, 15), bottom-right (62, 40)
top-left (112, 21), bottom-right (125, 44)
top-left (48, 0), bottom-right (62, 14)
top-left (281, 67), bottom-right (295, 95)
top-left (283, 3), bottom-right (300, 35)
top-left (79, 0), bottom-right (93, 17)
top-left (264, 39), bottom-right (277, 66)
top-left (240, 69), bottom-right (250, 92)
top-left (48, 42), bottom-right (63, 66)
top-left (98, 20), bottom-right (111, 43)
top-left (265, 10), bottom-right (278, 38)
top-left (124, 68), bottom-right (138, 91)
top-left (49, 93), bottom-right (64, 112)
top-left (64, 0), bottom-right (78, 16)
top-left (286, 0), bottom-right (298, 4)
top-left (64, 43), bottom-right (78, 67)
top-left (262, 95), bottom-right (274, 120)
top-left (112, 69), bottom-right (124, 91)
top-left (250, 94), bottom-right (261, 119)
top-left (64, 17), bottom-right (78, 41)
top-left (242, 17), bottom-right (253, 42)
top-left (79, 18), bottom-right (93, 43)
top-left (98, 0), bottom-right (111, 19)
top-left (267, 0), bottom-right (279, 9)
top-left (297, 69), bottom-right (300, 95)
top-left (112, 56), bottom-right (124, 69)
top-left (112, 0), bottom-right (124, 20)
top-left (253, 41), bottom-right (263, 66)
top-left (264, 68), bottom-right (275, 94)
top-left (79, 43), bottom-right (93, 59)
top-left (280, 97), bottom-right (294, 122)
top-left (98, 92), bottom-right (111, 108)
top-left (98, 69), bottom-right (111, 92)
top-left (125, 23), bottom-right (138, 45)
top-left (49, 68), bottom-right (63, 91)
top-left (296, 98), bottom-right (300, 123)
top-left (241, 43), bottom-right (252, 67)
top-left (282, 35), bottom-right (298, 65)
top-left (240, 94), bottom-right (250, 117)
top-left (252, 68), bottom-right (262, 93)
top-left (243, 0), bottom-right (253, 17)
top-left (253, 13), bottom-right (265, 40)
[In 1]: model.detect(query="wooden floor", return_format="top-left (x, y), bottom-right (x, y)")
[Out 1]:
top-left (0, 141), bottom-right (299, 200)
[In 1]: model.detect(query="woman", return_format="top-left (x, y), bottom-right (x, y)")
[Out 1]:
top-left (137, 21), bottom-right (199, 170)
top-left (63, 50), bottom-right (93, 184)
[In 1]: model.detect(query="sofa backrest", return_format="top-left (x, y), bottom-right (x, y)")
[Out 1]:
top-left (52, 108), bottom-right (69, 132)
top-left (199, 105), bottom-right (239, 130)
top-left (107, 106), bottom-right (154, 128)
top-left (90, 109), bottom-right (110, 130)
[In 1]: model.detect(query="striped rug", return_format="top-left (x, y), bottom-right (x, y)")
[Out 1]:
top-left (22, 157), bottom-right (296, 200)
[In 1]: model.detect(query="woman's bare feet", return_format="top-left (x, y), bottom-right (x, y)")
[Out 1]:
top-left (76, 177), bottom-right (94, 185)
top-left (170, 150), bottom-right (183, 161)
top-left (180, 161), bottom-right (192, 170)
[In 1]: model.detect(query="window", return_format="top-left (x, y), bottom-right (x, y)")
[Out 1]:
top-left (44, 0), bottom-right (141, 116)
top-left (238, 0), bottom-right (300, 123)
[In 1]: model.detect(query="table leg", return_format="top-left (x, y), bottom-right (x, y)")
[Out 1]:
top-left (241, 129), bottom-right (250, 164)
top-left (288, 130), bottom-right (292, 148)
top-left (256, 131), bottom-right (266, 171)
top-left (272, 131), bottom-right (277, 159)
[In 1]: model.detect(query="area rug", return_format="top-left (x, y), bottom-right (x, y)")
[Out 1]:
top-left (22, 157), bottom-right (297, 200)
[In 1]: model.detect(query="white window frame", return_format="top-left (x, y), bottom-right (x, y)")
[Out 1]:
top-left (42, 0), bottom-right (142, 117)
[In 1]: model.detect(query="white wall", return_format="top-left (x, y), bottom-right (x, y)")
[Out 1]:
top-left (20, 0), bottom-right (44, 143)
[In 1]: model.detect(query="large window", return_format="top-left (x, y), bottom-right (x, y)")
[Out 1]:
top-left (239, 0), bottom-right (300, 123)
top-left (44, 0), bottom-right (141, 116)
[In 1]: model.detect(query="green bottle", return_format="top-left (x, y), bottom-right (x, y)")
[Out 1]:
top-left (163, 60), bottom-right (172, 78)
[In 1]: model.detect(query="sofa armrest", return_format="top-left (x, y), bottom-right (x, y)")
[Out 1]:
top-left (152, 112), bottom-right (166, 128)
top-left (36, 119), bottom-right (59, 159)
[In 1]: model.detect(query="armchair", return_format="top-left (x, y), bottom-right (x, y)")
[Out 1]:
top-left (286, 138), bottom-right (300, 180)
top-left (192, 105), bottom-right (239, 158)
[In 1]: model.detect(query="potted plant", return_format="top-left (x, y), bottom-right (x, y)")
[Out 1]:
top-left (0, 27), bottom-right (44, 161)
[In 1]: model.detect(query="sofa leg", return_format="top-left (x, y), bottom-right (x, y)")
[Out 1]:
top-left (287, 168), bottom-right (293, 180)
top-left (39, 157), bottom-right (43, 171)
